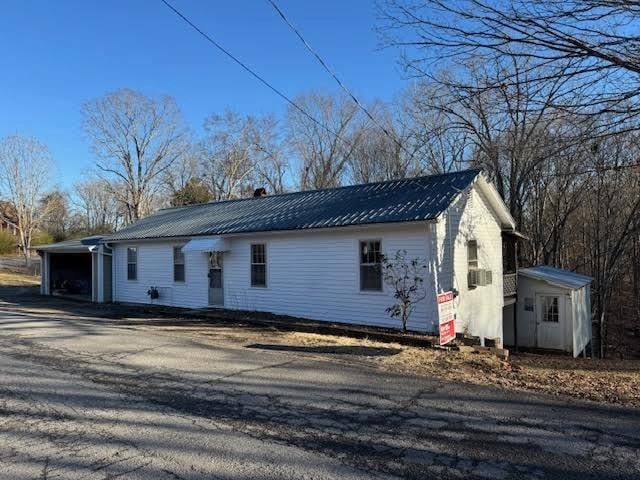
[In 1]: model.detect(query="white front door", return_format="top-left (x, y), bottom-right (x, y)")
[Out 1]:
top-left (535, 294), bottom-right (564, 350)
top-left (208, 252), bottom-right (224, 306)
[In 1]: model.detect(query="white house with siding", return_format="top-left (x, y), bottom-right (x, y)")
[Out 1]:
top-left (39, 170), bottom-right (519, 345)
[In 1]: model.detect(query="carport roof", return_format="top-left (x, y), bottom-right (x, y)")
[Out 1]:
top-left (36, 236), bottom-right (103, 253)
top-left (518, 266), bottom-right (592, 290)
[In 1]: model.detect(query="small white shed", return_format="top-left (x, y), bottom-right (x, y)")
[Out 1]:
top-left (507, 266), bottom-right (592, 357)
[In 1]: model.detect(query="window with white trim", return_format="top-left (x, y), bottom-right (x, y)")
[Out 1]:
top-left (542, 296), bottom-right (560, 323)
top-left (173, 246), bottom-right (185, 282)
top-left (251, 244), bottom-right (266, 287)
top-left (127, 247), bottom-right (137, 281)
top-left (360, 240), bottom-right (382, 291)
top-left (467, 240), bottom-right (478, 270)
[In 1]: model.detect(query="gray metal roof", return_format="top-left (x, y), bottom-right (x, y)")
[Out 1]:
top-left (36, 235), bottom-right (104, 253)
top-left (106, 169), bottom-right (482, 242)
top-left (519, 266), bottom-right (592, 290)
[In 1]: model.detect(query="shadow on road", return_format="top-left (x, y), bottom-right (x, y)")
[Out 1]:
top-left (246, 343), bottom-right (402, 357)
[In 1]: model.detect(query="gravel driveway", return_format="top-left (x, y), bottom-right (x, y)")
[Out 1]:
top-left (0, 293), bottom-right (638, 479)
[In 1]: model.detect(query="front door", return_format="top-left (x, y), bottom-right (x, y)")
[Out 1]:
top-left (208, 252), bottom-right (223, 306)
top-left (535, 294), bottom-right (564, 350)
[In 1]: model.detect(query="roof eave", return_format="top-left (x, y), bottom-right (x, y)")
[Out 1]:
top-left (102, 218), bottom-right (439, 243)
top-left (474, 174), bottom-right (517, 231)
top-left (518, 269), bottom-right (593, 290)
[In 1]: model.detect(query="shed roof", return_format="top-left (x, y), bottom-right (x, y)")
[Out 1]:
top-left (36, 236), bottom-right (103, 253)
top-left (105, 169), bottom-right (496, 242)
top-left (518, 266), bottom-right (592, 290)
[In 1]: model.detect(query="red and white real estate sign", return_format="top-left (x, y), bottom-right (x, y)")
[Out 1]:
top-left (437, 291), bottom-right (456, 345)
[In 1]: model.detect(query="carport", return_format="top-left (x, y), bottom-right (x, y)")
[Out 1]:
top-left (37, 236), bottom-right (112, 303)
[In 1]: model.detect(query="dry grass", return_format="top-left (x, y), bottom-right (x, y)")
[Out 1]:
top-left (0, 271), bottom-right (40, 287)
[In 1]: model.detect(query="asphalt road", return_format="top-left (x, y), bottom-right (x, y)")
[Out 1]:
top-left (0, 295), bottom-right (638, 479)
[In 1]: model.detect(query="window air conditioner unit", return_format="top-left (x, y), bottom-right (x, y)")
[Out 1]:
top-left (468, 269), bottom-right (493, 287)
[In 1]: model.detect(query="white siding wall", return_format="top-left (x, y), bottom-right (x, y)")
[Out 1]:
top-left (571, 285), bottom-right (591, 357)
top-left (516, 276), bottom-right (591, 356)
top-left (112, 241), bottom-right (210, 309)
top-left (516, 276), bottom-right (572, 351)
top-left (111, 184), bottom-right (506, 338)
top-left (112, 223), bottom-right (440, 331)
top-left (435, 186), bottom-right (505, 344)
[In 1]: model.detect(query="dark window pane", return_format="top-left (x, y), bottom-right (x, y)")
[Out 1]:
top-left (250, 244), bottom-right (266, 287)
top-left (543, 296), bottom-right (560, 322)
top-left (173, 246), bottom-right (184, 264)
top-left (359, 240), bottom-right (382, 291)
top-left (127, 263), bottom-right (136, 280)
top-left (360, 265), bottom-right (382, 291)
top-left (252, 244), bottom-right (265, 264)
top-left (127, 247), bottom-right (137, 263)
top-left (467, 240), bottom-right (478, 269)
top-left (251, 264), bottom-right (266, 287)
top-left (173, 246), bottom-right (185, 282)
top-left (174, 264), bottom-right (185, 282)
top-left (360, 240), bottom-right (381, 263)
top-left (209, 269), bottom-right (222, 288)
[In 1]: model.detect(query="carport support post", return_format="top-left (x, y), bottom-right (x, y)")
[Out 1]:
top-left (39, 251), bottom-right (50, 295)
top-left (513, 241), bottom-right (518, 352)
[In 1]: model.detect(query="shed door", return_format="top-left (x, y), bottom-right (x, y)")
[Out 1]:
top-left (535, 294), bottom-right (565, 350)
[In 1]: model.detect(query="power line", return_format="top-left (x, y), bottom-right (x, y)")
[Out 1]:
top-left (159, 0), bottom-right (351, 146)
top-left (266, 0), bottom-right (413, 156)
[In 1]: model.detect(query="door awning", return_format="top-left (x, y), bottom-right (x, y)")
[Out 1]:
top-left (181, 237), bottom-right (230, 253)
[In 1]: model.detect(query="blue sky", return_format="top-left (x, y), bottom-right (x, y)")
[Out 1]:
top-left (0, 0), bottom-right (407, 188)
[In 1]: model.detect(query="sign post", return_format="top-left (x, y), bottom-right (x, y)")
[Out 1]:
top-left (437, 291), bottom-right (456, 345)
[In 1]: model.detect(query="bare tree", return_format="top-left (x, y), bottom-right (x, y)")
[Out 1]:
top-left (379, 0), bottom-right (640, 357)
top-left (39, 190), bottom-right (70, 242)
top-left (406, 59), bottom-right (581, 227)
top-left (0, 134), bottom-right (55, 264)
top-left (163, 145), bottom-right (201, 200)
top-left (348, 100), bottom-right (423, 183)
top-left (380, 0), bottom-right (640, 131)
top-left (567, 135), bottom-right (640, 357)
top-left (287, 91), bottom-right (363, 189)
top-left (199, 111), bottom-right (282, 199)
top-left (82, 88), bottom-right (187, 224)
top-left (382, 249), bottom-right (428, 332)
top-left (73, 179), bottom-right (124, 234)
top-left (255, 129), bottom-right (290, 195)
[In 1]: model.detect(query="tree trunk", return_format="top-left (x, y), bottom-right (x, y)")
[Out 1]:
top-left (20, 231), bottom-right (31, 266)
top-left (599, 310), bottom-right (606, 359)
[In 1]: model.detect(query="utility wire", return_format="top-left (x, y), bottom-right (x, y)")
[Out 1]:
top-left (266, 0), bottom-right (413, 157)
top-left (160, 0), bottom-right (351, 146)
